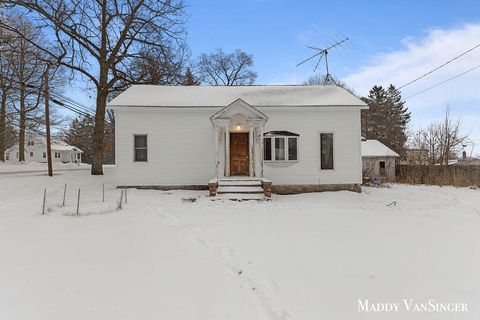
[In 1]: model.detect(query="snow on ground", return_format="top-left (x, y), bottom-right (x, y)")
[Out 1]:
top-left (0, 166), bottom-right (479, 320)
top-left (0, 161), bottom-right (90, 173)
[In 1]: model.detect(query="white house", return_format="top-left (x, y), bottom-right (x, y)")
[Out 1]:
top-left (107, 85), bottom-right (368, 197)
top-left (4, 136), bottom-right (83, 164)
top-left (361, 138), bottom-right (399, 179)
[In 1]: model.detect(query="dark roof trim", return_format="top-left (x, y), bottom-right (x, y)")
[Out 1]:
top-left (264, 131), bottom-right (299, 137)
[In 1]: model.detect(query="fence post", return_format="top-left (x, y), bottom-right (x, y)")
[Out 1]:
top-left (102, 183), bottom-right (105, 202)
top-left (62, 183), bottom-right (67, 206)
top-left (119, 190), bottom-right (124, 209)
top-left (76, 189), bottom-right (80, 215)
top-left (42, 188), bottom-right (46, 215)
top-left (124, 187), bottom-right (127, 204)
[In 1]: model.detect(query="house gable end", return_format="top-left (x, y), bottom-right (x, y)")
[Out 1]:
top-left (210, 98), bottom-right (268, 121)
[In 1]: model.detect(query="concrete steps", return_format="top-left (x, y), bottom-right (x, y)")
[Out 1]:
top-left (214, 193), bottom-right (266, 201)
top-left (212, 178), bottom-right (266, 201)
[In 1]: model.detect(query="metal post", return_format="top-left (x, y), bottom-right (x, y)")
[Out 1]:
top-left (76, 189), bottom-right (80, 215)
top-left (42, 188), bottom-right (46, 215)
top-left (119, 190), bottom-right (123, 209)
top-left (102, 183), bottom-right (105, 202)
top-left (62, 183), bottom-right (67, 206)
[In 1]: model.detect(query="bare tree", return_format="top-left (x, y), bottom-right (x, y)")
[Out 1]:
top-left (195, 49), bottom-right (257, 85)
top-left (303, 73), bottom-right (355, 94)
top-left (6, 17), bottom-right (46, 161)
top-left (1, 0), bottom-right (186, 174)
top-left (114, 43), bottom-right (188, 91)
top-left (0, 21), bottom-right (16, 161)
top-left (412, 105), bottom-right (468, 165)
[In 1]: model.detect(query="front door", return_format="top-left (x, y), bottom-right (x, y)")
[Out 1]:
top-left (230, 133), bottom-right (249, 176)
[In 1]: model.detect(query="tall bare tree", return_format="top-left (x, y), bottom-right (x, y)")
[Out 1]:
top-left (195, 49), bottom-right (257, 85)
top-left (4, 17), bottom-right (46, 161)
top-left (1, 0), bottom-right (186, 174)
top-left (412, 105), bottom-right (468, 165)
top-left (0, 21), bottom-right (16, 161)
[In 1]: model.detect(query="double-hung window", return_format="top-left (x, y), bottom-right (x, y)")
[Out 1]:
top-left (134, 135), bottom-right (148, 162)
top-left (320, 133), bottom-right (334, 169)
top-left (263, 131), bottom-right (298, 162)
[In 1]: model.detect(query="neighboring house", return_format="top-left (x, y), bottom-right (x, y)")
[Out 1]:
top-left (403, 148), bottom-right (428, 165)
top-left (457, 158), bottom-right (480, 165)
top-left (361, 138), bottom-right (399, 180)
top-left (4, 136), bottom-right (83, 163)
top-left (107, 85), bottom-right (367, 196)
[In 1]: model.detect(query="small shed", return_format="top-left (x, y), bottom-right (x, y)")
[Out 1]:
top-left (361, 138), bottom-right (399, 180)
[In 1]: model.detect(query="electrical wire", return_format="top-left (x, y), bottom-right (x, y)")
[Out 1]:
top-left (398, 42), bottom-right (480, 89)
top-left (405, 63), bottom-right (480, 99)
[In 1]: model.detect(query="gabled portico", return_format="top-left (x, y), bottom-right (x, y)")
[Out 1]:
top-left (210, 98), bottom-right (268, 178)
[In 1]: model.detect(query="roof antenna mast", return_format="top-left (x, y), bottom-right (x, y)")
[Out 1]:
top-left (296, 37), bottom-right (349, 85)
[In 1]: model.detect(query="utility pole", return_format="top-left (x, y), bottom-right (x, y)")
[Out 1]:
top-left (44, 64), bottom-right (53, 177)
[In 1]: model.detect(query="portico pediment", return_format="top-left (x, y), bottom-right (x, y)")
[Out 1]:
top-left (210, 98), bottom-right (268, 122)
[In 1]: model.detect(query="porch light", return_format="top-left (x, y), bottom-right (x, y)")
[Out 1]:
top-left (235, 124), bottom-right (241, 131)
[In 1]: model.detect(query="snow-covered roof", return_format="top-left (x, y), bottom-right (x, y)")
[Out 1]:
top-left (5, 139), bottom-right (83, 153)
top-left (51, 143), bottom-right (83, 152)
top-left (361, 140), bottom-right (399, 157)
top-left (107, 85), bottom-right (367, 108)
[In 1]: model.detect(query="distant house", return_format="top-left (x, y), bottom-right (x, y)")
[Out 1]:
top-left (361, 138), bottom-right (399, 179)
top-left (4, 136), bottom-right (83, 163)
top-left (404, 148), bottom-right (428, 165)
top-left (457, 157), bottom-right (480, 166)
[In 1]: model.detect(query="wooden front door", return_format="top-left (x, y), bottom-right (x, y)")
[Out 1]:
top-left (230, 133), bottom-right (249, 176)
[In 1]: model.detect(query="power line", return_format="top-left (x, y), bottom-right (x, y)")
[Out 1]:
top-left (398, 42), bottom-right (480, 89)
top-left (1, 75), bottom-right (96, 117)
top-left (405, 63), bottom-right (480, 99)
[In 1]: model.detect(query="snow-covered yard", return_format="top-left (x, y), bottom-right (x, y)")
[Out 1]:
top-left (0, 165), bottom-right (479, 320)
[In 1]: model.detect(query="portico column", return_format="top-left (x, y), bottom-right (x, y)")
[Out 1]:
top-left (214, 126), bottom-right (220, 177)
top-left (249, 125), bottom-right (254, 177)
top-left (259, 126), bottom-right (264, 177)
top-left (225, 126), bottom-right (230, 177)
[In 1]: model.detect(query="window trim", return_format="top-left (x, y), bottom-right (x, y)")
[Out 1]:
top-left (133, 134), bottom-right (148, 162)
top-left (319, 132), bottom-right (335, 171)
top-left (264, 135), bottom-right (299, 163)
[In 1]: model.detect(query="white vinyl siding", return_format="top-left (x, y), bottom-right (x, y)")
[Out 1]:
top-left (115, 107), bottom-right (217, 186)
top-left (113, 106), bottom-right (362, 186)
top-left (259, 107), bottom-right (362, 185)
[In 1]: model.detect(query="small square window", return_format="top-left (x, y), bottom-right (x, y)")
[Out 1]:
top-left (30, 152), bottom-right (33, 157)
top-left (43, 152), bottom-right (46, 158)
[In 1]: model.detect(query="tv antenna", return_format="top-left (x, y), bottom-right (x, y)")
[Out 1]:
top-left (296, 37), bottom-right (349, 84)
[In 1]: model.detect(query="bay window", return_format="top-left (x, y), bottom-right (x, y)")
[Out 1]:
top-left (263, 131), bottom-right (299, 162)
